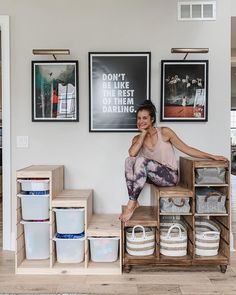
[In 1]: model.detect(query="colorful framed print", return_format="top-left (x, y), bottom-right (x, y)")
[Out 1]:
top-left (32, 60), bottom-right (79, 121)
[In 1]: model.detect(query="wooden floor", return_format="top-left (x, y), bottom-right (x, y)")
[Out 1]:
top-left (0, 251), bottom-right (236, 294)
top-left (1, 205), bottom-right (236, 294)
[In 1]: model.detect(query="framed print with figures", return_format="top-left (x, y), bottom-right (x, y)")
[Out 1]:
top-left (161, 60), bottom-right (208, 122)
top-left (32, 60), bottom-right (78, 121)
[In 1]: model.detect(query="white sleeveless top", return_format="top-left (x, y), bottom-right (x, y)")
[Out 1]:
top-left (139, 127), bottom-right (177, 171)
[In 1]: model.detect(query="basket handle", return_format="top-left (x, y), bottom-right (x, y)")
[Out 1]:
top-left (132, 225), bottom-right (146, 240)
top-left (202, 231), bottom-right (220, 239)
top-left (169, 198), bottom-right (185, 207)
top-left (204, 192), bottom-right (222, 202)
top-left (167, 224), bottom-right (182, 239)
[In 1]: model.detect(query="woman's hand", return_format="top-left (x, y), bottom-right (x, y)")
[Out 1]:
top-left (138, 128), bottom-right (148, 135)
top-left (128, 129), bottom-right (147, 157)
top-left (210, 155), bottom-right (228, 162)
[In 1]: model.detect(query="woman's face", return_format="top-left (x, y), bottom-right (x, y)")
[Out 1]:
top-left (137, 110), bottom-right (153, 130)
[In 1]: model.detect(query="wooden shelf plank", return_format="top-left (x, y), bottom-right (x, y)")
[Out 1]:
top-left (160, 212), bottom-right (192, 216)
top-left (124, 253), bottom-right (157, 265)
top-left (53, 261), bottom-right (85, 269)
top-left (159, 254), bottom-right (192, 265)
top-left (156, 185), bottom-right (193, 198)
top-left (16, 165), bottom-right (63, 178)
top-left (181, 157), bottom-right (228, 168)
top-left (195, 184), bottom-right (228, 187)
top-left (87, 214), bottom-right (120, 236)
top-left (52, 189), bottom-right (93, 207)
top-left (195, 213), bottom-right (228, 216)
top-left (88, 260), bottom-right (120, 269)
top-left (16, 258), bottom-right (50, 273)
top-left (193, 253), bottom-right (229, 265)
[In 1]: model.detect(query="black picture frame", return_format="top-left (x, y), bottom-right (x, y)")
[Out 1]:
top-left (161, 60), bottom-right (208, 122)
top-left (89, 52), bottom-right (151, 132)
top-left (32, 60), bottom-right (79, 122)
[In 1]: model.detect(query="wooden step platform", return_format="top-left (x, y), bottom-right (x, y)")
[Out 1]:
top-left (87, 214), bottom-right (122, 274)
top-left (121, 205), bottom-right (157, 227)
top-left (87, 214), bottom-right (120, 237)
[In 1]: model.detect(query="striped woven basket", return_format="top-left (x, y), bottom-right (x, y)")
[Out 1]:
top-left (160, 220), bottom-right (187, 234)
top-left (160, 224), bottom-right (187, 257)
top-left (126, 225), bottom-right (155, 256)
top-left (195, 218), bottom-right (220, 256)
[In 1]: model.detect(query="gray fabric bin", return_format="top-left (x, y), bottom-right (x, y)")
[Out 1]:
top-left (195, 168), bottom-right (226, 184)
top-left (160, 197), bottom-right (190, 213)
top-left (196, 188), bottom-right (226, 214)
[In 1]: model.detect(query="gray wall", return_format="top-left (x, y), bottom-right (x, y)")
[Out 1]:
top-left (0, 1), bottom-right (231, 230)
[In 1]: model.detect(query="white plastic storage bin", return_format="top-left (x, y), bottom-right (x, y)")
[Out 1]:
top-left (18, 179), bottom-right (49, 192)
top-left (53, 208), bottom-right (85, 234)
top-left (53, 234), bottom-right (85, 263)
top-left (21, 221), bottom-right (50, 260)
top-left (18, 194), bottom-right (49, 220)
top-left (88, 237), bottom-right (119, 262)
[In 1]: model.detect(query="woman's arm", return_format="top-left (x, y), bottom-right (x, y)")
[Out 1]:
top-left (162, 127), bottom-right (228, 161)
top-left (128, 130), bottom-right (147, 157)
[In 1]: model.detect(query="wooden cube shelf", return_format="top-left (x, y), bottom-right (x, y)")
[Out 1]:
top-left (122, 157), bottom-right (230, 273)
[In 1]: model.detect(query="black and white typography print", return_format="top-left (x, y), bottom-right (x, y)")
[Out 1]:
top-left (89, 53), bottom-right (150, 131)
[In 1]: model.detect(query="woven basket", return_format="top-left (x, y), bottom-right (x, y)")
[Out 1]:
top-left (160, 220), bottom-right (187, 234)
top-left (160, 224), bottom-right (187, 257)
top-left (196, 188), bottom-right (226, 214)
top-left (195, 167), bottom-right (226, 184)
top-left (160, 197), bottom-right (190, 213)
top-left (126, 225), bottom-right (155, 256)
top-left (195, 218), bottom-right (220, 256)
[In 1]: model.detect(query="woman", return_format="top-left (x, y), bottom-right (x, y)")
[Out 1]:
top-left (119, 100), bottom-right (227, 222)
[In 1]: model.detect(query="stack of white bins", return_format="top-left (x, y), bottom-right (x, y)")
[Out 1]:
top-left (53, 208), bottom-right (85, 263)
top-left (18, 179), bottom-right (50, 260)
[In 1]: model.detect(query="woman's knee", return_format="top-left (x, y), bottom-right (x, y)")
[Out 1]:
top-left (125, 156), bottom-right (146, 166)
top-left (125, 156), bottom-right (136, 167)
top-left (134, 156), bottom-right (146, 166)
top-left (133, 157), bottom-right (148, 174)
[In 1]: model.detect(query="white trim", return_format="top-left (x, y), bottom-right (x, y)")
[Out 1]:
top-left (0, 16), bottom-right (12, 250)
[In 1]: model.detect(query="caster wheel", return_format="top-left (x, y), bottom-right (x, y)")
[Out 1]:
top-left (124, 265), bottom-right (131, 273)
top-left (220, 265), bottom-right (227, 273)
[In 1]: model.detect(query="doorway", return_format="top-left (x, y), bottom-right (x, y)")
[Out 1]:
top-left (0, 16), bottom-right (11, 250)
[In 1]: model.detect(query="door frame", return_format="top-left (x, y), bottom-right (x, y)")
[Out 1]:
top-left (0, 16), bottom-right (12, 250)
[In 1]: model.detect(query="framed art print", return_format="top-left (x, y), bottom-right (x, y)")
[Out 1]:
top-left (32, 60), bottom-right (79, 121)
top-left (89, 52), bottom-right (151, 131)
top-left (161, 60), bottom-right (208, 122)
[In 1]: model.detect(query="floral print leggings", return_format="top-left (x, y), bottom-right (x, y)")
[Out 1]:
top-left (125, 156), bottom-right (178, 201)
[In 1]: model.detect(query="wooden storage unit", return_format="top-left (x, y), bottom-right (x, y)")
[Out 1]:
top-left (16, 165), bottom-right (64, 274)
top-left (51, 189), bottom-right (93, 273)
top-left (122, 157), bottom-right (230, 273)
top-left (16, 165), bottom-right (122, 275)
top-left (87, 214), bottom-right (122, 274)
top-left (180, 157), bottom-right (230, 273)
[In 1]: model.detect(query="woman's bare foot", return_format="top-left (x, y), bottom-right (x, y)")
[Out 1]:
top-left (119, 200), bottom-right (140, 222)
